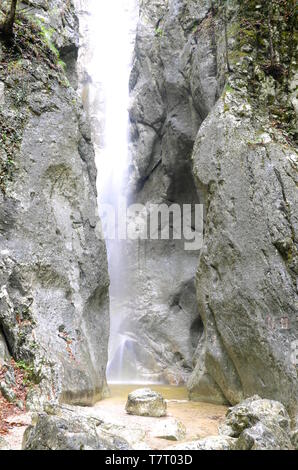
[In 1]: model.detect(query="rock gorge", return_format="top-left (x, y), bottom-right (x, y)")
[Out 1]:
top-left (0, 0), bottom-right (297, 447)
top-left (127, 0), bottom-right (297, 414)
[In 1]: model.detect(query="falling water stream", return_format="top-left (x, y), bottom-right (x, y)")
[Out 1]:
top-left (80, 0), bottom-right (141, 383)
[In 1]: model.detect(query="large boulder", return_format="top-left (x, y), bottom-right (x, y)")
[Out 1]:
top-left (125, 388), bottom-right (167, 417)
top-left (234, 421), bottom-right (293, 451)
top-left (151, 418), bottom-right (186, 441)
top-left (220, 396), bottom-right (291, 437)
top-left (167, 436), bottom-right (237, 451)
top-left (168, 397), bottom-right (294, 450)
top-left (220, 396), bottom-right (293, 450)
top-left (22, 410), bottom-right (131, 451)
top-left (0, 380), bottom-right (16, 404)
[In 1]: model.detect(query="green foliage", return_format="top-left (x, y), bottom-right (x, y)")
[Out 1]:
top-left (0, 7), bottom-right (69, 192)
top-left (155, 27), bottom-right (163, 37)
top-left (15, 360), bottom-right (41, 385)
top-left (36, 19), bottom-right (59, 58)
top-left (227, 0), bottom-right (297, 142)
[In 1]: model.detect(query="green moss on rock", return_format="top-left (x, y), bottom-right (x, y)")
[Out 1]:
top-left (0, 6), bottom-right (70, 192)
top-left (225, 0), bottom-right (297, 143)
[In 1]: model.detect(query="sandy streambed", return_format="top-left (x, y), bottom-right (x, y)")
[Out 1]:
top-left (1, 384), bottom-right (228, 450)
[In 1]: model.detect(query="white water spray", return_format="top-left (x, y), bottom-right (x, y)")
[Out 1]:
top-left (79, 0), bottom-right (140, 383)
top-left (86, 0), bottom-right (138, 199)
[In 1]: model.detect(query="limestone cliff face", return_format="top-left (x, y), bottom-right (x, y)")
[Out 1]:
top-left (0, 0), bottom-right (109, 406)
top-left (130, 0), bottom-right (297, 411)
top-left (126, 0), bottom-right (210, 383)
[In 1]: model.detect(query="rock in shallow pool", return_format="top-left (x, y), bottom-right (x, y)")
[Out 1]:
top-left (125, 388), bottom-right (167, 417)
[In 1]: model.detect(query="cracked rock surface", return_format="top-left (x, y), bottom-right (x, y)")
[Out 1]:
top-left (0, 0), bottom-right (109, 406)
top-left (129, 0), bottom-right (297, 411)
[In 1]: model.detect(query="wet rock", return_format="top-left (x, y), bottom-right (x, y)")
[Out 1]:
top-left (221, 397), bottom-right (293, 450)
top-left (98, 420), bottom-right (147, 449)
top-left (4, 367), bottom-right (16, 387)
top-left (125, 389), bottom-right (167, 417)
top-left (26, 388), bottom-right (45, 412)
top-left (0, 330), bottom-right (10, 366)
top-left (0, 381), bottom-right (16, 403)
top-left (0, 437), bottom-right (10, 450)
top-left (167, 436), bottom-right (237, 451)
top-left (22, 411), bottom-right (131, 451)
top-left (167, 397), bottom-right (294, 450)
top-left (114, 0), bottom-right (209, 384)
top-left (235, 421), bottom-right (293, 450)
top-left (219, 396), bottom-right (291, 437)
top-left (151, 418), bottom-right (186, 441)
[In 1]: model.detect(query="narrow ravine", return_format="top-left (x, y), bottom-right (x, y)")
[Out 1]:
top-left (0, 0), bottom-right (296, 453)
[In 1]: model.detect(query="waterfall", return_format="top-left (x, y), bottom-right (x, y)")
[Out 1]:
top-left (78, 0), bottom-right (141, 383)
top-left (88, 0), bottom-right (138, 199)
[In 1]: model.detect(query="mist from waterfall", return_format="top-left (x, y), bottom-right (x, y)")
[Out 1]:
top-left (80, 0), bottom-right (143, 383)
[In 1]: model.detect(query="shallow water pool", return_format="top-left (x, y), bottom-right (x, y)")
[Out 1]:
top-left (94, 384), bottom-right (228, 449)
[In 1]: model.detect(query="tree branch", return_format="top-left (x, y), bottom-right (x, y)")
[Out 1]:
top-left (0, 0), bottom-right (18, 38)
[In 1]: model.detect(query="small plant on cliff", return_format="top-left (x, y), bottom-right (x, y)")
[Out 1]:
top-left (227, 0), bottom-right (297, 142)
top-left (36, 19), bottom-right (60, 58)
top-left (0, 0), bottom-right (18, 39)
top-left (155, 27), bottom-right (163, 37)
top-left (15, 360), bottom-right (41, 385)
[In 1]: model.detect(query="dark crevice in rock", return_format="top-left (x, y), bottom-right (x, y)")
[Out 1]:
top-left (135, 158), bottom-right (162, 193)
top-left (190, 316), bottom-right (204, 350)
top-left (0, 323), bottom-right (13, 358)
top-left (59, 44), bottom-right (79, 89)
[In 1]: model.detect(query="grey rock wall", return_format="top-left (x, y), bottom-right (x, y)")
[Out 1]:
top-left (189, 94), bottom-right (297, 411)
top-left (125, 0), bottom-right (227, 383)
top-left (0, 0), bottom-right (109, 406)
top-left (130, 0), bottom-right (297, 413)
